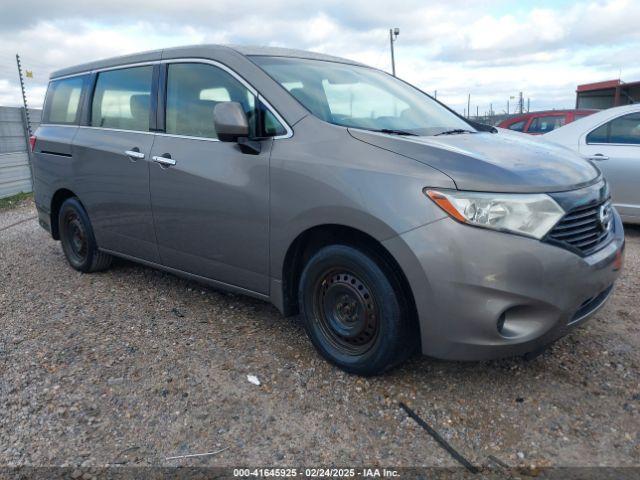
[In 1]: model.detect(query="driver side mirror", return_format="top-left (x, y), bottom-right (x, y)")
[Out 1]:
top-left (213, 101), bottom-right (249, 142)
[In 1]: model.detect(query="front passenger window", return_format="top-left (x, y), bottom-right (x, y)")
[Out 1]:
top-left (610, 113), bottom-right (640, 144)
top-left (587, 113), bottom-right (640, 145)
top-left (166, 63), bottom-right (286, 139)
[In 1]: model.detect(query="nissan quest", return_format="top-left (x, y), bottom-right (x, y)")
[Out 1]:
top-left (31, 45), bottom-right (625, 375)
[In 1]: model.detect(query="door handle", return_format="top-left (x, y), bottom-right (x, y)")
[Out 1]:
top-left (152, 154), bottom-right (176, 167)
top-left (125, 149), bottom-right (145, 160)
top-left (587, 153), bottom-right (609, 161)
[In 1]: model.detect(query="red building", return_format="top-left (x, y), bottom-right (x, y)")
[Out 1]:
top-left (576, 79), bottom-right (640, 109)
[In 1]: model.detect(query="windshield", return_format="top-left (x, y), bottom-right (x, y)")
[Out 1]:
top-left (251, 56), bottom-right (473, 136)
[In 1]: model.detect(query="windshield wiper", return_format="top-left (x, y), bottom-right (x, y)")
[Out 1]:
top-left (434, 129), bottom-right (475, 136)
top-left (375, 128), bottom-right (419, 136)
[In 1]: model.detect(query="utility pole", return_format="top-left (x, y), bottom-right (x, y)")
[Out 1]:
top-left (527, 98), bottom-right (530, 112)
top-left (467, 94), bottom-right (471, 119)
top-left (15, 54), bottom-right (32, 138)
top-left (434, 90), bottom-right (437, 99)
top-left (518, 92), bottom-right (524, 115)
top-left (389, 28), bottom-right (400, 76)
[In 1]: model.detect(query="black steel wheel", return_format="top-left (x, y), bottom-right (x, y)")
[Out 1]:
top-left (58, 197), bottom-right (112, 273)
top-left (299, 244), bottom-right (416, 376)
top-left (313, 269), bottom-right (380, 356)
top-left (62, 209), bottom-right (89, 266)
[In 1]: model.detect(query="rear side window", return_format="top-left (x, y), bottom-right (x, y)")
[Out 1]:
top-left (91, 66), bottom-right (153, 132)
top-left (165, 63), bottom-right (286, 139)
top-left (44, 76), bottom-right (85, 124)
top-left (528, 115), bottom-right (565, 134)
top-left (507, 120), bottom-right (526, 132)
top-left (587, 113), bottom-right (640, 145)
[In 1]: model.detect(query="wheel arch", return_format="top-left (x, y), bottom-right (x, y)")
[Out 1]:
top-left (278, 224), bottom-right (419, 335)
top-left (50, 188), bottom-right (80, 240)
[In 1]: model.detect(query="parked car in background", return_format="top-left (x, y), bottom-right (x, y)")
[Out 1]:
top-left (31, 45), bottom-right (624, 375)
top-left (544, 104), bottom-right (640, 224)
top-left (499, 110), bottom-right (597, 135)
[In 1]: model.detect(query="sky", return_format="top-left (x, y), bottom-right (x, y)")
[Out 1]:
top-left (0, 0), bottom-right (638, 115)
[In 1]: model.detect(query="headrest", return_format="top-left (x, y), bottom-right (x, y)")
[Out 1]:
top-left (130, 94), bottom-right (150, 120)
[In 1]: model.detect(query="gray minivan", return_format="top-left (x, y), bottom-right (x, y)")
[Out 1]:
top-left (32, 45), bottom-right (625, 375)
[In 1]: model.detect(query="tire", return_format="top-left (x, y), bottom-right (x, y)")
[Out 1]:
top-left (58, 197), bottom-right (112, 273)
top-left (298, 244), bottom-right (416, 376)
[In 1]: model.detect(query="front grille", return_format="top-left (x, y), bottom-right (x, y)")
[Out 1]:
top-left (547, 200), bottom-right (613, 256)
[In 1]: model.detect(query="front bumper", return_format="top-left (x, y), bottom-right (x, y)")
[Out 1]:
top-left (383, 209), bottom-right (625, 361)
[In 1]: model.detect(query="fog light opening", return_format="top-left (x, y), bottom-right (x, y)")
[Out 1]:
top-left (496, 305), bottom-right (554, 340)
top-left (497, 312), bottom-right (506, 335)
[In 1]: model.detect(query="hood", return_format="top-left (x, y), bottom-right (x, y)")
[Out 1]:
top-left (348, 128), bottom-right (600, 193)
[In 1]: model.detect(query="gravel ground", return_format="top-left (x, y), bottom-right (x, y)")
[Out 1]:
top-left (1, 200), bottom-right (638, 470)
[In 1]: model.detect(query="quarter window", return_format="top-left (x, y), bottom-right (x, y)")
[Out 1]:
top-left (263, 108), bottom-right (287, 136)
top-left (587, 113), bottom-right (640, 145)
top-left (165, 63), bottom-right (286, 139)
top-left (44, 76), bottom-right (85, 124)
top-left (91, 66), bottom-right (153, 132)
top-left (586, 123), bottom-right (608, 143)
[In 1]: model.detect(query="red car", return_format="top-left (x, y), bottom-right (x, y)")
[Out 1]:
top-left (498, 110), bottom-right (597, 135)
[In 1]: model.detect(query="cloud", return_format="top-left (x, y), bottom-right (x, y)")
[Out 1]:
top-left (434, 0), bottom-right (640, 63)
top-left (0, 0), bottom-right (639, 113)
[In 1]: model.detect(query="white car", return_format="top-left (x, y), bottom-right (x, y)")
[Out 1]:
top-left (545, 104), bottom-right (640, 224)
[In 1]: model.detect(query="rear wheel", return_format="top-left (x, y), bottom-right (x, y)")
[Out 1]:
top-left (298, 244), bottom-right (416, 375)
top-left (58, 197), bottom-right (112, 272)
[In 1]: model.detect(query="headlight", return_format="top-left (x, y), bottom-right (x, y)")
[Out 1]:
top-left (425, 189), bottom-right (565, 239)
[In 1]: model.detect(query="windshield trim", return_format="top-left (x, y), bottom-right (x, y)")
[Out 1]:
top-left (247, 55), bottom-right (477, 136)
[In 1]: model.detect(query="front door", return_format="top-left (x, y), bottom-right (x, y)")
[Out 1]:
top-left (580, 111), bottom-right (640, 220)
top-left (72, 65), bottom-right (160, 262)
top-left (149, 62), bottom-right (273, 294)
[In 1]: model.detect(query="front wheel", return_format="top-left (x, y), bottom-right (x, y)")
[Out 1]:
top-left (298, 244), bottom-right (416, 376)
top-left (58, 197), bottom-right (112, 273)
